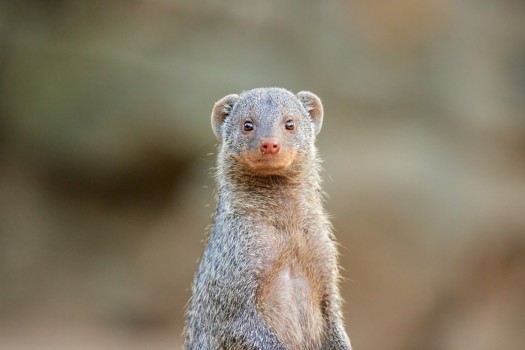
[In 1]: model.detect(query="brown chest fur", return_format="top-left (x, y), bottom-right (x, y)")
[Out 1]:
top-left (255, 219), bottom-right (332, 350)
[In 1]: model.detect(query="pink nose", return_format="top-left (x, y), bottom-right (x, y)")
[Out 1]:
top-left (260, 139), bottom-right (281, 154)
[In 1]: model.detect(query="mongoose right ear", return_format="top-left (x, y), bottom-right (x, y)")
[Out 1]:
top-left (211, 94), bottom-right (239, 139)
top-left (297, 91), bottom-right (323, 136)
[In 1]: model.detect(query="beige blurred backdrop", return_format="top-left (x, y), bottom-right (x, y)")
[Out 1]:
top-left (1, 1), bottom-right (524, 349)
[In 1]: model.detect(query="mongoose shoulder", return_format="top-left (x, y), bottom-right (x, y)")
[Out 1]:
top-left (184, 87), bottom-right (351, 350)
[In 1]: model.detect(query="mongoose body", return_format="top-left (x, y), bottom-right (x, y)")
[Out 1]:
top-left (184, 88), bottom-right (351, 349)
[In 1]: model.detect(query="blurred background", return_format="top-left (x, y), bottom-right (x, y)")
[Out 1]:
top-left (1, 0), bottom-right (524, 349)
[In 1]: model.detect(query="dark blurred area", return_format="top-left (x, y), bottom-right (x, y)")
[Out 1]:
top-left (1, 0), bottom-right (524, 349)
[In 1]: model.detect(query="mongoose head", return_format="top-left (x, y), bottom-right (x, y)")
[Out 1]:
top-left (211, 88), bottom-right (323, 176)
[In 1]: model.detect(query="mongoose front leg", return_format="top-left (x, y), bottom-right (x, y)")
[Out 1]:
top-left (222, 314), bottom-right (289, 350)
top-left (321, 298), bottom-right (352, 350)
top-left (322, 320), bottom-right (352, 350)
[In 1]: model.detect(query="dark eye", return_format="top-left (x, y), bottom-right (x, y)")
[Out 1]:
top-left (285, 120), bottom-right (295, 131)
top-left (243, 120), bottom-right (254, 132)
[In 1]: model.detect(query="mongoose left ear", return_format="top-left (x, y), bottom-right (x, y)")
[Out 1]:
top-left (297, 91), bottom-right (323, 135)
top-left (211, 94), bottom-right (239, 139)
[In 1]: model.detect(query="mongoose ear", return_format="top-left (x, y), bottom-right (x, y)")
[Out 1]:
top-left (297, 91), bottom-right (323, 136)
top-left (211, 94), bottom-right (240, 139)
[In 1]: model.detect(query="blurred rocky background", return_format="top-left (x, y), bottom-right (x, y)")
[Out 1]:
top-left (1, 0), bottom-right (524, 349)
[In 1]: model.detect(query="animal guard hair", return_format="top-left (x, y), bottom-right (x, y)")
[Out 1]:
top-left (184, 87), bottom-right (351, 350)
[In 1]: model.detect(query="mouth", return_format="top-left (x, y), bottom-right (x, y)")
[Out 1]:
top-left (237, 151), bottom-right (296, 175)
top-left (252, 156), bottom-right (288, 173)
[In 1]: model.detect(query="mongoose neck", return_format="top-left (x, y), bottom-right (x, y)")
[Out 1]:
top-left (215, 154), bottom-right (324, 216)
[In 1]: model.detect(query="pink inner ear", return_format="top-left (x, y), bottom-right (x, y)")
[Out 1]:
top-left (297, 92), bottom-right (323, 135)
top-left (297, 92), bottom-right (322, 120)
top-left (212, 94), bottom-right (239, 135)
top-left (307, 101), bottom-right (322, 121)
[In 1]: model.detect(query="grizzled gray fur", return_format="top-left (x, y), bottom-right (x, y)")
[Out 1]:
top-left (183, 88), bottom-right (351, 349)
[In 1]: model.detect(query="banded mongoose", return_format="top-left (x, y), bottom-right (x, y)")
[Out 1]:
top-left (184, 87), bottom-right (351, 349)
